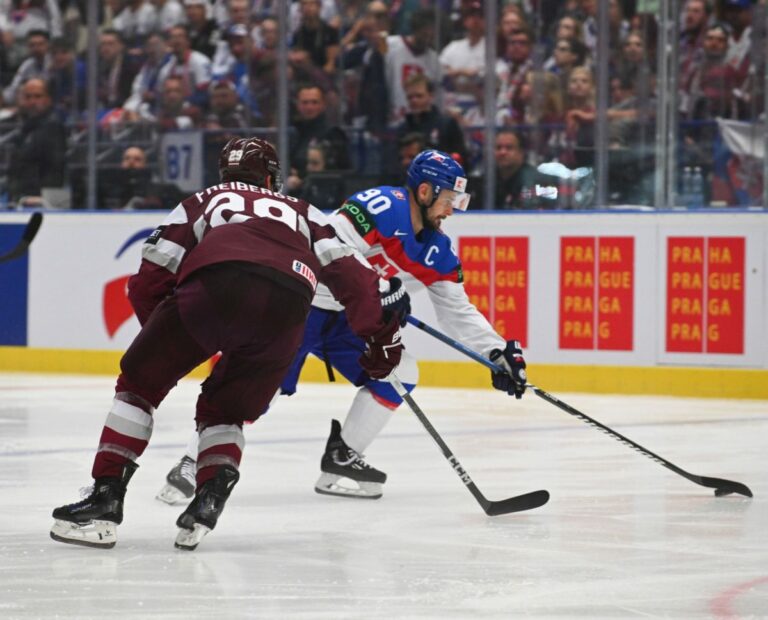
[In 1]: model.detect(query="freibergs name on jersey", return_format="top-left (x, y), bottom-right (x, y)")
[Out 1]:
top-left (339, 201), bottom-right (376, 236)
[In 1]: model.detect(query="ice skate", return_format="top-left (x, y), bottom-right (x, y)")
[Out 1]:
top-left (156, 455), bottom-right (196, 505)
top-left (50, 462), bottom-right (137, 549)
top-left (315, 419), bottom-right (387, 499)
top-left (174, 465), bottom-right (239, 551)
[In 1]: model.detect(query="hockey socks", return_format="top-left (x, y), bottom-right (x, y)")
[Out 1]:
top-left (340, 387), bottom-right (395, 454)
top-left (92, 392), bottom-right (154, 479)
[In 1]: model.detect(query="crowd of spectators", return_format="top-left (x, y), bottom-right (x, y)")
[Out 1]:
top-left (0, 0), bottom-right (765, 209)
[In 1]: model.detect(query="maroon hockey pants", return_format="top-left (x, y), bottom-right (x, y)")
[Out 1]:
top-left (92, 264), bottom-right (310, 480)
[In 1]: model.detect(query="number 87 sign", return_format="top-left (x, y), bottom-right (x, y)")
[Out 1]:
top-left (160, 131), bottom-right (204, 193)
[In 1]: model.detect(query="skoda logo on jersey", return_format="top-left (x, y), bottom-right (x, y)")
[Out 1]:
top-left (392, 189), bottom-right (405, 200)
top-left (103, 228), bottom-right (154, 338)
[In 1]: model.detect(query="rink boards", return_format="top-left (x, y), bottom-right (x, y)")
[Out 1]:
top-left (0, 210), bottom-right (766, 398)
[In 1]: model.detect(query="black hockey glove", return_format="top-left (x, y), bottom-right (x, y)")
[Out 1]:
top-left (489, 340), bottom-right (527, 399)
top-left (380, 276), bottom-right (411, 327)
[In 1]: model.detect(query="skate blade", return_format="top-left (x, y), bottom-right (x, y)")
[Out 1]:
top-left (50, 519), bottom-right (117, 549)
top-left (174, 524), bottom-right (211, 551)
top-left (314, 472), bottom-right (382, 500)
top-left (156, 483), bottom-right (192, 505)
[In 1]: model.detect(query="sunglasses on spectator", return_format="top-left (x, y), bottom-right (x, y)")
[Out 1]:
top-left (556, 45), bottom-right (571, 51)
top-left (509, 39), bottom-right (530, 46)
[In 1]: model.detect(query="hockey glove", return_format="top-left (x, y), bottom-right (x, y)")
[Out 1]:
top-left (359, 318), bottom-right (404, 380)
top-left (380, 276), bottom-right (411, 327)
top-left (489, 340), bottom-right (527, 399)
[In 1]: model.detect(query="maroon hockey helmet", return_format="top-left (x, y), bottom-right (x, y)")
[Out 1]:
top-left (218, 137), bottom-right (283, 190)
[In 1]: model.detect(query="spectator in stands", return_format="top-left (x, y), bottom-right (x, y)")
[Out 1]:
top-left (385, 7), bottom-right (440, 124)
top-left (112, 0), bottom-right (158, 51)
top-left (289, 83), bottom-right (350, 174)
top-left (248, 16), bottom-right (279, 126)
top-left (439, 1), bottom-right (486, 113)
top-left (607, 72), bottom-right (643, 148)
top-left (291, 0), bottom-right (340, 75)
top-left (7, 78), bottom-right (67, 205)
top-left (580, 0), bottom-right (598, 57)
top-left (544, 36), bottom-right (588, 77)
top-left (1, 29), bottom-right (50, 108)
top-left (48, 37), bottom-right (86, 121)
top-left (722, 0), bottom-right (752, 83)
top-left (158, 24), bottom-right (212, 107)
top-left (398, 132), bottom-right (426, 172)
top-left (396, 73), bottom-right (468, 168)
top-left (679, 0), bottom-right (711, 91)
top-left (185, 0), bottom-right (219, 59)
top-left (97, 29), bottom-right (138, 110)
top-left (150, 74), bottom-right (204, 130)
top-left (287, 142), bottom-right (346, 211)
top-left (498, 4), bottom-right (528, 48)
top-left (288, 50), bottom-right (339, 121)
top-left (0, 0), bottom-right (62, 68)
top-left (605, 71), bottom-right (654, 203)
top-left (223, 0), bottom-right (252, 29)
top-left (204, 78), bottom-right (247, 129)
top-left (337, 1), bottom-right (389, 131)
top-left (552, 14), bottom-right (585, 45)
top-left (100, 144), bottom-right (187, 209)
top-left (497, 28), bottom-right (534, 124)
top-left (563, 65), bottom-right (596, 167)
top-left (99, 145), bottom-right (152, 209)
top-left (472, 129), bottom-right (559, 210)
top-left (123, 32), bottom-right (169, 119)
top-left (608, 0), bottom-right (631, 52)
top-left (520, 70), bottom-right (565, 162)
top-left (613, 31), bottom-right (655, 113)
top-left (211, 23), bottom-right (250, 88)
top-left (684, 23), bottom-right (740, 120)
top-left (153, 0), bottom-right (185, 31)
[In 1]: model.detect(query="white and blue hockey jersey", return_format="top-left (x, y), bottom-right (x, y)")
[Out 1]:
top-left (313, 185), bottom-right (506, 357)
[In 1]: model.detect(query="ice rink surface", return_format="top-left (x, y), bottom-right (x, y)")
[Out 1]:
top-left (0, 373), bottom-right (765, 620)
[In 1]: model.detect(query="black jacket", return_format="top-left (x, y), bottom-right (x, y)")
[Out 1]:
top-left (397, 105), bottom-right (468, 168)
top-left (8, 110), bottom-right (67, 201)
top-left (289, 113), bottom-right (350, 174)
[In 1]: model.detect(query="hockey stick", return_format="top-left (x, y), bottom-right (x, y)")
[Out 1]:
top-left (0, 212), bottom-right (43, 264)
top-left (405, 315), bottom-right (753, 498)
top-left (389, 372), bottom-right (549, 515)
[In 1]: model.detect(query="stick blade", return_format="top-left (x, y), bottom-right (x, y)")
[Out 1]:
top-left (22, 212), bottom-right (43, 243)
top-left (702, 477), bottom-right (753, 498)
top-left (484, 490), bottom-right (550, 516)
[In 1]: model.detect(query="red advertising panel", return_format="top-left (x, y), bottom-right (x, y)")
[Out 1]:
top-left (666, 237), bottom-right (705, 352)
top-left (560, 237), bottom-right (596, 349)
top-left (495, 237), bottom-right (528, 346)
top-left (597, 237), bottom-right (634, 350)
top-left (706, 237), bottom-right (745, 354)
top-left (459, 237), bottom-right (492, 321)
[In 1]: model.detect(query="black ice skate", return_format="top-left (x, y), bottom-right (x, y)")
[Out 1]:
top-left (174, 465), bottom-right (239, 551)
top-left (50, 462), bottom-right (138, 549)
top-left (315, 419), bottom-right (387, 500)
top-left (156, 455), bottom-right (196, 505)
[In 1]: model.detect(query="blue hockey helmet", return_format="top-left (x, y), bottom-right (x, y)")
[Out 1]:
top-left (406, 150), bottom-right (470, 211)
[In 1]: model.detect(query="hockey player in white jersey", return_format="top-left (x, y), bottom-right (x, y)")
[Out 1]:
top-left (157, 149), bottom-right (527, 503)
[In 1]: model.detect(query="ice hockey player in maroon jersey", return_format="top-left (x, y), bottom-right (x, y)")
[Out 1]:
top-left (50, 137), bottom-right (404, 551)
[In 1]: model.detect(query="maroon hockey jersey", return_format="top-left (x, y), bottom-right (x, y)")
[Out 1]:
top-left (128, 181), bottom-right (386, 337)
